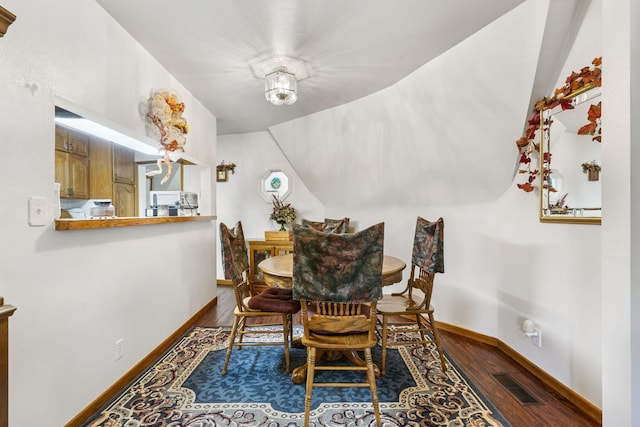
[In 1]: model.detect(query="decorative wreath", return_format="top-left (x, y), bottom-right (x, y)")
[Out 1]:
top-left (515, 57), bottom-right (602, 192)
top-left (140, 89), bottom-right (189, 184)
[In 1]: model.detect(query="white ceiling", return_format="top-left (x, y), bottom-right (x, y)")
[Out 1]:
top-left (95, 0), bottom-right (526, 135)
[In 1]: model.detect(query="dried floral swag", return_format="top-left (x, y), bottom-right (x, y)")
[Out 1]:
top-left (515, 57), bottom-right (602, 193)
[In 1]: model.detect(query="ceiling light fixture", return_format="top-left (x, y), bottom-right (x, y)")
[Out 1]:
top-left (265, 66), bottom-right (297, 106)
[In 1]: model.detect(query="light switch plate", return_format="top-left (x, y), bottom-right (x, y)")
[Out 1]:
top-left (28, 196), bottom-right (47, 226)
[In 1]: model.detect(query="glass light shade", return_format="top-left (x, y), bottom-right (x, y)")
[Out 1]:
top-left (265, 67), bottom-right (297, 105)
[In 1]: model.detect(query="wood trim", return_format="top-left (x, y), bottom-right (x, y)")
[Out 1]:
top-left (0, 6), bottom-right (16, 38)
top-left (55, 215), bottom-right (216, 230)
top-left (217, 279), bottom-right (233, 286)
top-left (0, 298), bottom-right (16, 427)
top-left (436, 321), bottom-right (602, 424)
top-left (0, 299), bottom-right (17, 321)
top-left (64, 297), bottom-right (218, 427)
top-left (436, 321), bottom-right (499, 346)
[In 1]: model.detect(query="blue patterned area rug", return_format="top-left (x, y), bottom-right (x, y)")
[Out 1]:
top-left (83, 326), bottom-right (510, 426)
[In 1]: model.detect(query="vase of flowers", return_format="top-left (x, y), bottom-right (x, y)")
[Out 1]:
top-left (269, 195), bottom-right (296, 231)
top-left (581, 161), bottom-right (601, 181)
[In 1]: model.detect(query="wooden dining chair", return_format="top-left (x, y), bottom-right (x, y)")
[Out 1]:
top-left (301, 217), bottom-right (350, 233)
top-left (376, 217), bottom-right (448, 374)
top-left (219, 221), bottom-right (300, 375)
top-left (292, 222), bottom-right (384, 427)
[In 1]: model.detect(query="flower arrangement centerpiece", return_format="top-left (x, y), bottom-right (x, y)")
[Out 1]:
top-left (269, 194), bottom-right (296, 231)
top-left (549, 192), bottom-right (569, 214)
top-left (140, 89), bottom-right (189, 184)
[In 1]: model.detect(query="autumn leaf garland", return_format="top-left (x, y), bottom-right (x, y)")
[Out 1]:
top-left (515, 57), bottom-right (602, 193)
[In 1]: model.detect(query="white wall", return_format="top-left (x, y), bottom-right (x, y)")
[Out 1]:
top-left (217, 0), bottom-right (606, 409)
top-left (601, 0), bottom-right (639, 425)
top-left (215, 131), bottom-right (324, 279)
top-left (0, 0), bottom-right (217, 425)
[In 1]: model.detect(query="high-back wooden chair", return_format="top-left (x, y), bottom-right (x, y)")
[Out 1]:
top-left (292, 222), bottom-right (384, 427)
top-left (376, 217), bottom-right (447, 374)
top-left (301, 217), bottom-right (350, 233)
top-left (219, 221), bottom-right (300, 375)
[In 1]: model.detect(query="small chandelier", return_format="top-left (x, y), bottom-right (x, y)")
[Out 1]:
top-left (265, 66), bottom-right (297, 106)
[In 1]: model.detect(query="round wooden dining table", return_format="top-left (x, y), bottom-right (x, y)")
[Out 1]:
top-left (258, 253), bottom-right (407, 384)
top-left (258, 253), bottom-right (406, 289)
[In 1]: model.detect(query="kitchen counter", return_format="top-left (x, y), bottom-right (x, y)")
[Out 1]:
top-left (54, 215), bottom-right (215, 230)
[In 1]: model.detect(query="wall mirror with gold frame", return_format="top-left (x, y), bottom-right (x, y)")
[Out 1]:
top-left (539, 84), bottom-right (601, 224)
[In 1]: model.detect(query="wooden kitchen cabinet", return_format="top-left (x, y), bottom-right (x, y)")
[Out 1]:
top-left (88, 136), bottom-right (113, 199)
top-left (248, 239), bottom-right (293, 294)
top-left (55, 125), bottom-right (90, 199)
top-left (55, 150), bottom-right (89, 199)
top-left (112, 182), bottom-right (135, 217)
top-left (88, 137), bottom-right (136, 216)
top-left (113, 145), bottom-right (135, 184)
top-left (55, 126), bottom-right (89, 156)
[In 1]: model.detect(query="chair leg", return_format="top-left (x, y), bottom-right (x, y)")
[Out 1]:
top-left (282, 314), bottom-right (291, 373)
top-left (364, 348), bottom-right (381, 426)
top-left (414, 314), bottom-right (428, 342)
top-left (428, 312), bottom-right (447, 372)
top-left (222, 315), bottom-right (241, 375)
top-left (287, 314), bottom-right (294, 346)
top-left (304, 347), bottom-right (316, 427)
top-left (236, 316), bottom-right (246, 347)
top-left (380, 315), bottom-right (389, 376)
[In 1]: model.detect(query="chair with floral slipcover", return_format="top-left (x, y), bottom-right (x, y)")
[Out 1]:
top-left (292, 222), bottom-right (384, 427)
top-left (301, 217), bottom-right (350, 234)
top-left (219, 221), bottom-right (301, 375)
top-left (376, 216), bottom-right (447, 374)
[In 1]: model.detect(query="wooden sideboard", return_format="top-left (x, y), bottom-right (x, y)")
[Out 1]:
top-left (248, 239), bottom-right (293, 294)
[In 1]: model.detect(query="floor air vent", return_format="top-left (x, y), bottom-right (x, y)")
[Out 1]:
top-left (491, 373), bottom-right (543, 406)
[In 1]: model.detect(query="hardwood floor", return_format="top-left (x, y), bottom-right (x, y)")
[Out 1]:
top-left (195, 286), bottom-right (600, 427)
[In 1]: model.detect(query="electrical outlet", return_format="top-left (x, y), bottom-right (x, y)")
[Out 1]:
top-left (532, 328), bottom-right (542, 347)
top-left (115, 338), bottom-right (124, 360)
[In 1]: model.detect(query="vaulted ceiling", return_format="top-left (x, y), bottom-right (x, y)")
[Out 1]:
top-left (96, 0), bottom-right (539, 136)
top-left (96, 0), bottom-right (591, 207)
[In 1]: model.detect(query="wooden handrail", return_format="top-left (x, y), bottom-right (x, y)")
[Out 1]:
top-left (0, 297), bottom-right (17, 427)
